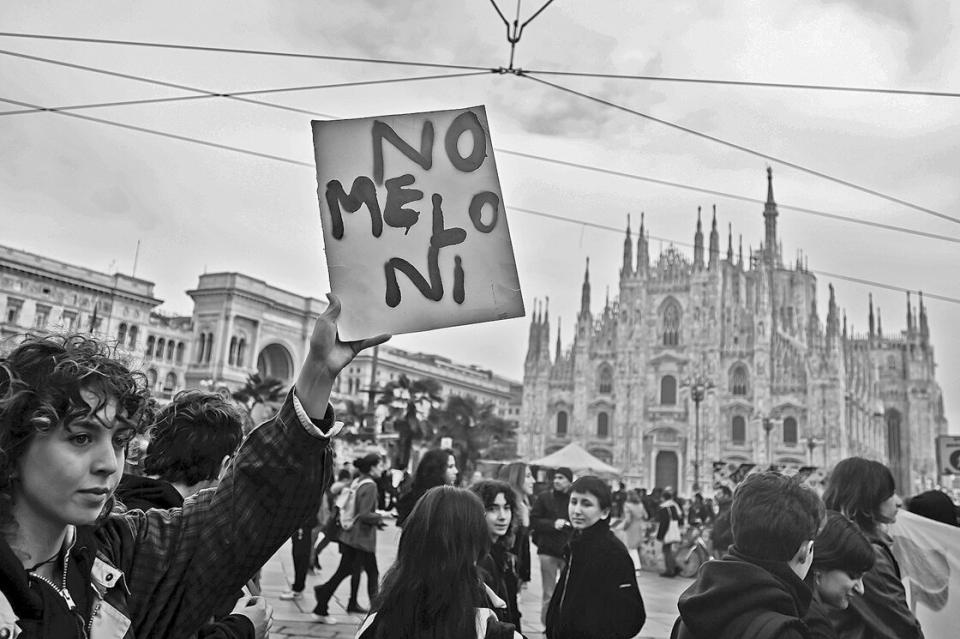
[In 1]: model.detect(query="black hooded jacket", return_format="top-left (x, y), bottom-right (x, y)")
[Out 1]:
top-left (115, 474), bottom-right (184, 511)
top-left (671, 547), bottom-right (813, 639)
top-left (545, 519), bottom-right (645, 639)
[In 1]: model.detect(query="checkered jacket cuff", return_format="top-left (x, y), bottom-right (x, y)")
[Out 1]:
top-left (292, 389), bottom-right (343, 438)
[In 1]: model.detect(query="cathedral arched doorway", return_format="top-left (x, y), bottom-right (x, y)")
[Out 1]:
top-left (257, 343), bottom-right (294, 382)
top-left (654, 450), bottom-right (679, 490)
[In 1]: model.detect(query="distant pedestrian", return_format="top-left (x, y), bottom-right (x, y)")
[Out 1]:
top-left (496, 461), bottom-right (536, 586)
top-left (471, 479), bottom-right (522, 627)
top-left (530, 467), bottom-right (573, 624)
top-left (394, 448), bottom-right (458, 526)
top-left (354, 486), bottom-right (521, 638)
top-left (657, 488), bottom-right (684, 577)
top-left (313, 453), bottom-right (386, 621)
top-left (822, 457), bottom-right (924, 639)
top-left (611, 481), bottom-right (627, 519)
top-left (619, 489), bottom-right (648, 568)
top-left (545, 476), bottom-right (646, 639)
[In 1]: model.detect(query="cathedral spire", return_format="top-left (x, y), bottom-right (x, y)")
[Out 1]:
top-left (693, 206), bottom-right (704, 269)
top-left (555, 316), bottom-right (562, 362)
top-left (877, 307), bottom-right (883, 338)
top-left (906, 292), bottom-right (914, 334)
top-left (727, 223), bottom-right (734, 262)
top-left (636, 213), bottom-right (649, 277)
top-left (524, 299), bottom-right (540, 365)
top-left (539, 298), bottom-right (551, 363)
top-left (826, 283), bottom-right (839, 351)
top-left (738, 234), bottom-right (744, 268)
top-left (579, 258), bottom-right (591, 319)
top-left (763, 167), bottom-right (779, 267)
top-left (708, 205), bottom-right (720, 269)
top-left (621, 215), bottom-right (633, 278)
top-left (919, 291), bottom-right (929, 346)
top-left (868, 293), bottom-right (875, 338)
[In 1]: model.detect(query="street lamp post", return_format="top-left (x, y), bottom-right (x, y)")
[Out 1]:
top-left (684, 376), bottom-right (713, 492)
top-left (762, 417), bottom-right (774, 467)
top-left (805, 435), bottom-right (818, 466)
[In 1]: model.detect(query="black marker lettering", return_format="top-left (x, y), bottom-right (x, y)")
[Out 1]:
top-left (384, 194), bottom-right (467, 307)
top-left (468, 190), bottom-right (499, 233)
top-left (324, 177), bottom-right (382, 239)
top-left (372, 119), bottom-right (434, 185)
top-left (444, 110), bottom-right (487, 173)
top-left (383, 174), bottom-right (423, 234)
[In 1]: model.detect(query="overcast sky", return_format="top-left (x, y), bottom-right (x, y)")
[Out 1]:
top-left (2, 1), bottom-right (958, 433)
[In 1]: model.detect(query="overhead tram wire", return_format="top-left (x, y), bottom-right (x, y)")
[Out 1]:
top-left (1, 93), bottom-right (953, 306)
top-left (521, 74), bottom-right (960, 227)
top-left (3, 31), bottom-right (957, 99)
top-left (521, 68), bottom-right (960, 99)
top-left (507, 204), bottom-right (960, 305)
top-left (3, 50), bottom-right (958, 247)
top-left (0, 32), bottom-right (492, 72)
top-left (0, 48), bottom-right (492, 117)
top-left (497, 149), bottom-right (960, 246)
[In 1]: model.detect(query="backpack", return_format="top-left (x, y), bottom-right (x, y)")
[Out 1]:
top-left (336, 477), bottom-right (375, 531)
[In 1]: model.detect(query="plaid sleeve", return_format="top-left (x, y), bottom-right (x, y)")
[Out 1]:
top-left (108, 389), bottom-right (335, 639)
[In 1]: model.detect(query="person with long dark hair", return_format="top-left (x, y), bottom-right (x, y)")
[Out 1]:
top-left (354, 486), bottom-right (521, 639)
top-left (313, 453), bottom-right (386, 620)
top-left (394, 447), bottom-right (457, 526)
top-left (471, 479), bottom-right (522, 628)
top-left (545, 476), bottom-right (646, 639)
top-left (822, 457), bottom-right (923, 639)
top-left (804, 511), bottom-right (876, 639)
top-left (496, 461), bottom-right (535, 586)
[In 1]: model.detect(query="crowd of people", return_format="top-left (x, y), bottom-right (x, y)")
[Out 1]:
top-left (0, 296), bottom-right (957, 639)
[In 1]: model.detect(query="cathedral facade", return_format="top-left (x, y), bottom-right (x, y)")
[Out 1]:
top-left (519, 170), bottom-right (947, 495)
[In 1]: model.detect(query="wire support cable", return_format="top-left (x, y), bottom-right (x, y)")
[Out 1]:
top-left (521, 74), bottom-right (960, 227)
top-left (507, 204), bottom-right (960, 304)
top-left (0, 48), bottom-right (492, 117)
top-left (497, 149), bottom-right (960, 245)
top-left (2, 49), bottom-right (956, 247)
top-left (0, 32), bottom-right (492, 72)
top-left (2, 93), bottom-right (952, 304)
top-left (521, 68), bottom-right (960, 99)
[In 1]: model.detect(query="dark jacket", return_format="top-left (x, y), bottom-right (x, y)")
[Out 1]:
top-left (825, 527), bottom-right (923, 639)
top-left (479, 542), bottom-right (521, 628)
top-left (671, 547), bottom-right (813, 639)
top-left (804, 596), bottom-right (839, 639)
top-left (510, 525), bottom-right (532, 583)
top-left (0, 391), bottom-right (335, 639)
top-left (338, 477), bottom-right (382, 553)
top-left (656, 499), bottom-right (684, 541)
top-left (545, 519), bottom-right (646, 639)
top-left (530, 489), bottom-right (572, 558)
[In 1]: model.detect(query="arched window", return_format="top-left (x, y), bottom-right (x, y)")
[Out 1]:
top-left (229, 336), bottom-right (238, 365)
top-left (237, 338), bottom-right (246, 367)
top-left (556, 411), bottom-right (568, 436)
top-left (196, 333), bottom-right (206, 363)
top-left (166, 341), bottom-right (175, 361)
top-left (887, 355), bottom-right (898, 370)
top-left (783, 417), bottom-right (798, 445)
top-left (155, 338), bottom-right (165, 360)
top-left (163, 372), bottom-right (177, 392)
top-left (175, 342), bottom-right (185, 364)
top-left (731, 415), bottom-right (746, 444)
top-left (598, 365), bottom-right (613, 394)
top-left (128, 325), bottom-right (138, 349)
top-left (146, 336), bottom-right (155, 357)
top-left (204, 333), bottom-right (214, 364)
top-left (730, 365), bottom-right (748, 396)
top-left (596, 412), bottom-right (609, 438)
top-left (660, 375), bottom-right (677, 405)
top-left (117, 323), bottom-right (127, 345)
top-left (146, 368), bottom-right (158, 391)
top-left (662, 300), bottom-right (681, 346)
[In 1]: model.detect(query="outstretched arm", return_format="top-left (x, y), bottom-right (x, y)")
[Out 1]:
top-left (295, 293), bottom-right (391, 420)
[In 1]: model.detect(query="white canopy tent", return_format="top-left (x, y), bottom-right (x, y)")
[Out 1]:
top-left (528, 442), bottom-right (622, 477)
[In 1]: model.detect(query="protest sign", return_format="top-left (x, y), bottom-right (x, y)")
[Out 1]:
top-left (936, 435), bottom-right (960, 475)
top-left (312, 105), bottom-right (525, 340)
top-left (889, 509), bottom-right (960, 636)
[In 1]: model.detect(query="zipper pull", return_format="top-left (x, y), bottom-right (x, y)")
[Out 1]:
top-left (61, 587), bottom-right (77, 611)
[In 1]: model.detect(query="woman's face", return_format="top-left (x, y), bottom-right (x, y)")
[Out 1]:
top-left (485, 492), bottom-right (512, 540)
top-left (523, 467), bottom-right (535, 495)
top-left (877, 493), bottom-right (902, 524)
top-left (568, 490), bottom-right (610, 530)
top-left (816, 569), bottom-right (865, 609)
top-left (13, 390), bottom-right (133, 532)
top-left (444, 455), bottom-right (458, 485)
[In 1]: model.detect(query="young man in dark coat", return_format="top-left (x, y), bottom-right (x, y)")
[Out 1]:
top-left (671, 472), bottom-right (825, 639)
top-left (529, 467), bottom-right (573, 625)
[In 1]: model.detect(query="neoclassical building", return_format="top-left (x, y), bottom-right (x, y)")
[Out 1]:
top-left (0, 247), bottom-right (519, 418)
top-left (519, 170), bottom-right (947, 495)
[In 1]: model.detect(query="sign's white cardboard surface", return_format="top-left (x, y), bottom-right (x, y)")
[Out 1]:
top-left (312, 105), bottom-right (524, 340)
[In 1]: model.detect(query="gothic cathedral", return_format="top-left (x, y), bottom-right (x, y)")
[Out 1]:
top-left (519, 169), bottom-right (947, 495)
